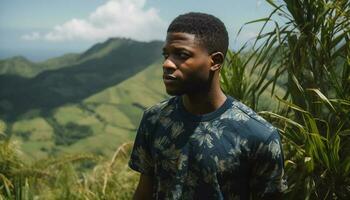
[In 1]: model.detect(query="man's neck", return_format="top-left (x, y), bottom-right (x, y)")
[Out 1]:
top-left (181, 89), bottom-right (227, 115)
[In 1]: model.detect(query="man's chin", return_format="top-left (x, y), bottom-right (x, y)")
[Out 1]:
top-left (165, 88), bottom-right (184, 96)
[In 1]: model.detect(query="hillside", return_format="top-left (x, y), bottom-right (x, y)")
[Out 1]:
top-left (0, 56), bottom-right (38, 77)
top-left (8, 61), bottom-right (166, 160)
top-left (0, 38), bottom-right (166, 160)
top-left (0, 38), bottom-right (163, 120)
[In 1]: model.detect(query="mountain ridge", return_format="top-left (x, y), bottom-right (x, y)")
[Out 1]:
top-left (0, 38), bottom-right (164, 78)
top-left (0, 38), bottom-right (164, 120)
top-left (0, 37), bottom-right (166, 160)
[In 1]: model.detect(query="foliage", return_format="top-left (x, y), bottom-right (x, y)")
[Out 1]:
top-left (0, 134), bottom-right (138, 199)
top-left (243, 0), bottom-right (349, 117)
top-left (260, 98), bottom-right (350, 199)
top-left (221, 0), bottom-right (350, 199)
top-left (220, 50), bottom-right (287, 111)
top-left (221, 51), bottom-right (252, 107)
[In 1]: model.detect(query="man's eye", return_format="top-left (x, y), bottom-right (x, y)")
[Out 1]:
top-left (177, 52), bottom-right (190, 59)
top-left (162, 52), bottom-right (169, 59)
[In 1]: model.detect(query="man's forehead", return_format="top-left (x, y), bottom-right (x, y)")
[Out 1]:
top-left (166, 32), bottom-right (195, 40)
top-left (165, 32), bottom-right (202, 48)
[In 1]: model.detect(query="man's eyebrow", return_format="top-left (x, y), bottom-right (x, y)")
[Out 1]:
top-left (162, 46), bottom-right (192, 52)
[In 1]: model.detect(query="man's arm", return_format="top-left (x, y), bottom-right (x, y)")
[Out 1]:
top-left (250, 130), bottom-right (287, 199)
top-left (128, 111), bottom-right (155, 199)
top-left (133, 174), bottom-right (153, 200)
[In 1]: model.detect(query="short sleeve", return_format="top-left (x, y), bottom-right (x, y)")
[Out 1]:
top-left (250, 130), bottom-right (288, 199)
top-left (128, 112), bottom-right (154, 175)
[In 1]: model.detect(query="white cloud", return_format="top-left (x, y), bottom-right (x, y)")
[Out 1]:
top-left (22, 0), bottom-right (166, 42)
top-left (21, 32), bottom-right (41, 40)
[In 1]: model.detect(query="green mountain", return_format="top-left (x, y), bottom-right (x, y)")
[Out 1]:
top-left (0, 53), bottom-right (80, 78)
top-left (0, 38), bottom-right (142, 78)
top-left (0, 56), bottom-right (38, 77)
top-left (0, 38), bottom-right (164, 119)
top-left (0, 38), bottom-right (166, 161)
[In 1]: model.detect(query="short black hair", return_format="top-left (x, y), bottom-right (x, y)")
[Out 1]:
top-left (167, 12), bottom-right (229, 56)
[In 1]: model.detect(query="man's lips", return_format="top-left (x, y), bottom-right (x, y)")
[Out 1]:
top-left (163, 74), bottom-right (177, 80)
top-left (163, 74), bottom-right (177, 84)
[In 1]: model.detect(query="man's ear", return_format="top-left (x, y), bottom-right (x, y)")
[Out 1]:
top-left (210, 52), bottom-right (225, 71)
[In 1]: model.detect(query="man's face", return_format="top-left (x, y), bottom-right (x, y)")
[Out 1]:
top-left (162, 32), bottom-right (212, 96)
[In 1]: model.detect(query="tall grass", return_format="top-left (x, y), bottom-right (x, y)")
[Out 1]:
top-left (220, 50), bottom-right (252, 107)
top-left (221, 0), bottom-right (350, 199)
top-left (0, 133), bottom-right (138, 199)
top-left (260, 98), bottom-right (350, 199)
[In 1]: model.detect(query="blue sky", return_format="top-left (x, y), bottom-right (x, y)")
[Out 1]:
top-left (0, 0), bottom-right (273, 61)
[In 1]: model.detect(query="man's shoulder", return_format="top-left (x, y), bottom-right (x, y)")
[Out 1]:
top-left (143, 96), bottom-right (177, 120)
top-left (224, 96), bottom-right (278, 142)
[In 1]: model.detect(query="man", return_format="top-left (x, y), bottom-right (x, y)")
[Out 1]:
top-left (128, 12), bottom-right (287, 199)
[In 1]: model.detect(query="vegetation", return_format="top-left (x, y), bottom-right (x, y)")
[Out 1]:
top-left (222, 0), bottom-right (350, 199)
top-left (0, 133), bottom-right (138, 199)
top-left (54, 122), bottom-right (93, 146)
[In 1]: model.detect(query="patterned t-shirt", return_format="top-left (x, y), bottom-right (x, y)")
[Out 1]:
top-left (129, 96), bottom-right (287, 199)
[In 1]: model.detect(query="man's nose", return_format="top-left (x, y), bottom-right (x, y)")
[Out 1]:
top-left (163, 57), bottom-right (177, 73)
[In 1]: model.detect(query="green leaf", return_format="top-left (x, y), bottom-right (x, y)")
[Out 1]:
top-left (306, 88), bottom-right (336, 111)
